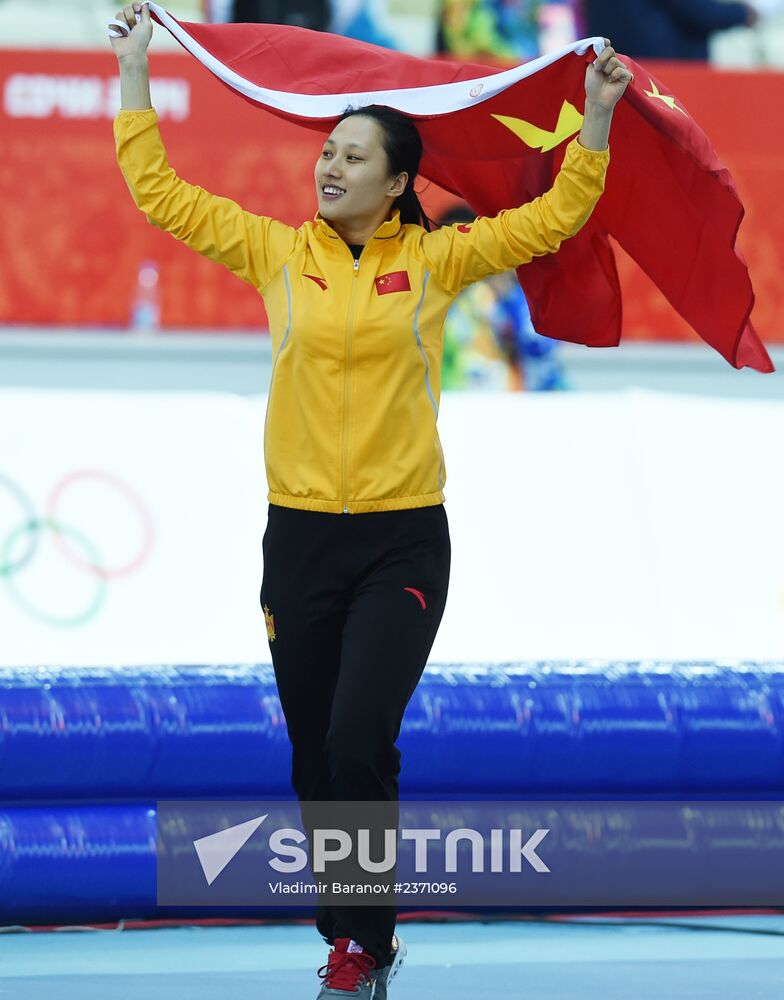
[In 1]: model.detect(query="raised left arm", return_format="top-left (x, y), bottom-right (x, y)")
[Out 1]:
top-left (420, 41), bottom-right (633, 296)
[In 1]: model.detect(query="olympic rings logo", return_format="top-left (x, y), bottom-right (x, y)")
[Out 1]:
top-left (0, 469), bottom-right (155, 627)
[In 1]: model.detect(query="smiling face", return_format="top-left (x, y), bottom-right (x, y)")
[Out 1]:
top-left (314, 115), bottom-right (408, 232)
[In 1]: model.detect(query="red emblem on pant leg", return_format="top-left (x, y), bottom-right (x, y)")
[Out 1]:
top-left (403, 587), bottom-right (427, 610)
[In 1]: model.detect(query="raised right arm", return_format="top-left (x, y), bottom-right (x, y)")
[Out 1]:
top-left (111, 2), bottom-right (154, 110)
top-left (111, 3), bottom-right (297, 291)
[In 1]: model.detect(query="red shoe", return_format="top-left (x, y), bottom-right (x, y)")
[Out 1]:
top-left (316, 937), bottom-right (378, 997)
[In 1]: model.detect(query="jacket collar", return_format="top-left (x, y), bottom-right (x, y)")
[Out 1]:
top-left (312, 207), bottom-right (403, 244)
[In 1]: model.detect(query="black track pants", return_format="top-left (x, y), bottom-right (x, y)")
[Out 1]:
top-left (259, 501), bottom-right (451, 966)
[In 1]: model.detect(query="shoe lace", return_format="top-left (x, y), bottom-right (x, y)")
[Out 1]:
top-left (317, 948), bottom-right (377, 991)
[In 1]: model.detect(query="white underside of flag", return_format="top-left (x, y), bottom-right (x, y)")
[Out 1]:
top-left (109, 1), bottom-right (605, 118)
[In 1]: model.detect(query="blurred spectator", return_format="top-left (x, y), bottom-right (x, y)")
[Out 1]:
top-left (571, 0), bottom-right (588, 36)
top-left (537, 0), bottom-right (579, 53)
top-left (329, 0), bottom-right (441, 53)
top-left (437, 205), bottom-right (569, 392)
top-left (437, 0), bottom-right (520, 58)
top-left (711, 0), bottom-right (784, 67)
top-left (583, 0), bottom-right (759, 60)
top-left (203, 0), bottom-right (233, 19)
top-left (436, 0), bottom-right (588, 61)
top-left (330, 0), bottom-right (400, 49)
top-left (231, 0), bottom-right (329, 31)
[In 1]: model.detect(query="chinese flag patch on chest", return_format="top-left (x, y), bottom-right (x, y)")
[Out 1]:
top-left (374, 270), bottom-right (411, 295)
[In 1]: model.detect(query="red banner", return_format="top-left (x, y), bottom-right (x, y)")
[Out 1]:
top-left (0, 49), bottom-right (780, 342)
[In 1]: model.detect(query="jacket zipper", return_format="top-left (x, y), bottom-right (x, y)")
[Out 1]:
top-left (342, 253), bottom-right (360, 513)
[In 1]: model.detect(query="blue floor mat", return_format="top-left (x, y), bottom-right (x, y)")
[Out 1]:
top-left (1, 917), bottom-right (782, 998)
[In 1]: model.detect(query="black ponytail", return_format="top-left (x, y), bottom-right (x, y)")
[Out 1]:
top-left (338, 104), bottom-right (434, 232)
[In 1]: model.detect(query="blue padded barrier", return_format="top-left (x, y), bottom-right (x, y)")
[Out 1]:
top-left (0, 665), bottom-right (291, 798)
top-left (0, 796), bottom-right (783, 925)
top-left (1, 661), bottom-right (784, 925)
top-left (0, 800), bottom-right (315, 924)
top-left (1, 663), bottom-right (784, 799)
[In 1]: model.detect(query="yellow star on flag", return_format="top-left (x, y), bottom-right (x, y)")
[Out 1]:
top-left (492, 100), bottom-right (584, 153)
top-left (644, 80), bottom-right (687, 116)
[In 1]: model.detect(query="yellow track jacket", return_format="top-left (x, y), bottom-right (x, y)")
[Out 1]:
top-left (115, 108), bottom-right (610, 514)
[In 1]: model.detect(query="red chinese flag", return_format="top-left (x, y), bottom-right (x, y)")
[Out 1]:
top-left (128, 3), bottom-right (773, 373)
top-left (375, 271), bottom-right (412, 295)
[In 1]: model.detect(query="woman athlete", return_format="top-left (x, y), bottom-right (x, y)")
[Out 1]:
top-left (110, 5), bottom-right (631, 996)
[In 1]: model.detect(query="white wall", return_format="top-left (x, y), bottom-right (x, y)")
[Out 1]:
top-left (1, 385), bottom-right (782, 666)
